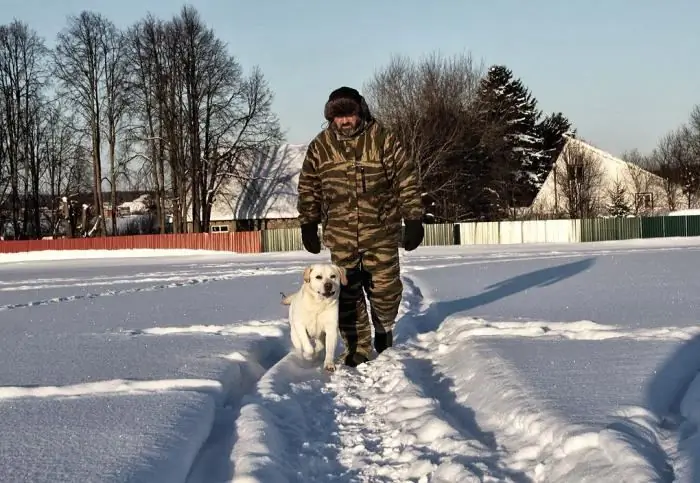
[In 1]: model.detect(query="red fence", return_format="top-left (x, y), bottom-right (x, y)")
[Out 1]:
top-left (0, 232), bottom-right (263, 254)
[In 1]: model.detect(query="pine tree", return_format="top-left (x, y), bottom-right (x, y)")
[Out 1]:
top-left (474, 65), bottom-right (545, 209)
top-left (607, 182), bottom-right (632, 217)
top-left (527, 112), bottom-right (575, 201)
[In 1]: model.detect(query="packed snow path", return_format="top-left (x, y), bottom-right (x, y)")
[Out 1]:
top-left (2, 240), bottom-right (700, 482)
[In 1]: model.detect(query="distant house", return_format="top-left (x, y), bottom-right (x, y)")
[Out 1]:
top-left (187, 144), bottom-right (307, 232)
top-left (529, 136), bottom-right (691, 218)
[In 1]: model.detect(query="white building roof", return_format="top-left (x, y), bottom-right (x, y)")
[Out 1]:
top-left (192, 143), bottom-right (308, 222)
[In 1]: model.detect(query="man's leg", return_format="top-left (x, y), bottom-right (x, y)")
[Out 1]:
top-left (360, 246), bottom-right (403, 355)
top-left (330, 248), bottom-right (373, 366)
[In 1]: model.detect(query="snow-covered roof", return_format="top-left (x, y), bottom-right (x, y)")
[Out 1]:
top-left (530, 136), bottom-right (673, 213)
top-left (118, 194), bottom-right (152, 214)
top-left (206, 143), bottom-right (308, 222)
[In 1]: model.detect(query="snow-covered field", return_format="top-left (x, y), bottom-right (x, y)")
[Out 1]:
top-left (2, 238), bottom-right (700, 482)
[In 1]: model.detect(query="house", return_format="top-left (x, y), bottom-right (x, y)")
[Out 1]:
top-left (529, 136), bottom-right (690, 218)
top-left (187, 143), bottom-right (308, 232)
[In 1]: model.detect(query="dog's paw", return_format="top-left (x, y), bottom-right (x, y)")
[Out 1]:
top-left (302, 351), bottom-right (314, 361)
top-left (324, 362), bottom-right (336, 372)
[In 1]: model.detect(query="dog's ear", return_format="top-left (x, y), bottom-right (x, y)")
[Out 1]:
top-left (303, 266), bottom-right (312, 283)
top-left (336, 266), bottom-right (348, 286)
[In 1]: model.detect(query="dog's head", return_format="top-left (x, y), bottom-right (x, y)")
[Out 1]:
top-left (302, 263), bottom-right (347, 300)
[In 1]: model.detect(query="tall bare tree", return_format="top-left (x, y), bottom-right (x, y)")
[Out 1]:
top-left (554, 139), bottom-right (604, 218)
top-left (364, 51), bottom-right (485, 222)
top-left (100, 19), bottom-right (131, 235)
top-left (53, 11), bottom-right (116, 236)
top-left (127, 14), bottom-right (169, 232)
top-left (0, 20), bottom-right (48, 238)
top-left (127, 6), bottom-right (282, 233)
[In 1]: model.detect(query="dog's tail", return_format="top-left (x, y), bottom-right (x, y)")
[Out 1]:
top-left (280, 292), bottom-right (293, 305)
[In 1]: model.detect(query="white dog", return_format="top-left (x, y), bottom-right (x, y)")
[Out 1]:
top-left (281, 263), bottom-right (347, 372)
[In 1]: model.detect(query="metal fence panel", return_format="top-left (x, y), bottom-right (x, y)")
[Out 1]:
top-left (457, 223), bottom-right (476, 245)
top-left (500, 221), bottom-right (523, 244)
top-left (0, 232), bottom-right (263, 254)
top-left (616, 218), bottom-right (642, 240)
top-left (521, 220), bottom-right (548, 243)
top-left (544, 219), bottom-right (581, 243)
top-left (641, 216), bottom-right (665, 238)
top-left (475, 222), bottom-right (500, 244)
top-left (687, 215), bottom-right (700, 237)
top-left (262, 228), bottom-right (303, 252)
top-left (422, 224), bottom-right (454, 246)
top-left (664, 216), bottom-right (687, 237)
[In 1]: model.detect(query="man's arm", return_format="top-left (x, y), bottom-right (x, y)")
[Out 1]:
top-left (384, 131), bottom-right (423, 221)
top-left (297, 141), bottom-right (322, 225)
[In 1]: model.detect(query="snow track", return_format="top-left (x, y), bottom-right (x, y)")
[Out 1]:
top-left (226, 272), bottom-right (682, 482)
top-left (0, 264), bottom-right (304, 312)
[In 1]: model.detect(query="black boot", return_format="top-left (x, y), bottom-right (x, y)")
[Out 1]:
top-left (374, 330), bottom-right (393, 354)
top-left (344, 352), bottom-right (369, 367)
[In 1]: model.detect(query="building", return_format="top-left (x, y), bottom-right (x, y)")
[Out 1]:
top-left (187, 143), bottom-right (307, 232)
top-left (529, 136), bottom-right (690, 218)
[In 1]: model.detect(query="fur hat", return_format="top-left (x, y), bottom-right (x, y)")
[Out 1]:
top-left (324, 86), bottom-right (363, 122)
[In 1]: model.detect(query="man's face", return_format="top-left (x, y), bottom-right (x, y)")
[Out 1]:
top-left (333, 114), bottom-right (360, 135)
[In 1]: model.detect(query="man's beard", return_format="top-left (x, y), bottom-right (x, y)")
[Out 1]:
top-left (338, 121), bottom-right (359, 135)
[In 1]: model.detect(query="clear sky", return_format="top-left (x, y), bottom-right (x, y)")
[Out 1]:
top-left (4, 0), bottom-right (699, 157)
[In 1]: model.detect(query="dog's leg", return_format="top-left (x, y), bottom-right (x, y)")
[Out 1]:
top-left (321, 324), bottom-right (339, 372)
top-left (290, 322), bottom-right (302, 352)
top-left (292, 321), bottom-right (315, 360)
top-left (314, 332), bottom-right (325, 354)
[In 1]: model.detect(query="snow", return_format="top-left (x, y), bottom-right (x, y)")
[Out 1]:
top-left (0, 248), bottom-right (232, 264)
top-left (2, 238), bottom-right (700, 481)
top-left (668, 208), bottom-right (700, 217)
top-left (118, 194), bottom-right (152, 214)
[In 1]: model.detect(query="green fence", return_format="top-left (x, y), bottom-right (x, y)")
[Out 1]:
top-left (580, 214), bottom-right (700, 242)
top-left (257, 215), bottom-right (700, 252)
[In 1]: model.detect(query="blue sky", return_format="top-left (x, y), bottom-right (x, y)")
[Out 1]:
top-left (4, 0), bottom-right (699, 156)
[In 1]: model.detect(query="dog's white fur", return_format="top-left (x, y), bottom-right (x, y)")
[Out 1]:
top-left (281, 263), bottom-right (347, 372)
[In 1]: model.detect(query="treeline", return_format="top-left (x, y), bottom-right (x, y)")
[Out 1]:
top-left (364, 53), bottom-right (575, 222)
top-left (621, 105), bottom-right (700, 211)
top-left (0, 5), bottom-right (281, 239)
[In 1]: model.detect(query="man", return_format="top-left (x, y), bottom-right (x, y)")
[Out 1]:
top-left (296, 86), bottom-right (424, 367)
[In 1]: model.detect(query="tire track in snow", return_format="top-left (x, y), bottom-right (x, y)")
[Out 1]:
top-left (0, 265), bottom-right (304, 312)
top-left (228, 275), bottom-right (529, 482)
top-left (399, 273), bottom-right (676, 482)
top-left (113, 319), bottom-right (293, 483)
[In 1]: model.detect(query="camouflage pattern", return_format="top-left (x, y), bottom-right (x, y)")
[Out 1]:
top-left (297, 118), bottom-right (423, 359)
top-left (332, 246), bottom-right (403, 359)
top-left (297, 119), bottom-right (424, 251)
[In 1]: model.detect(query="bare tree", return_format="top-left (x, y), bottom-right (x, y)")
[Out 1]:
top-left (127, 6), bottom-right (282, 234)
top-left (127, 14), bottom-right (169, 232)
top-left (53, 11), bottom-right (112, 236)
top-left (100, 19), bottom-right (131, 236)
top-left (655, 129), bottom-right (699, 209)
top-left (649, 140), bottom-right (679, 213)
top-left (0, 20), bottom-right (49, 238)
top-left (364, 51), bottom-right (485, 222)
top-left (554, 139), bottom-right (604, 218)
top-left (621, 149), bottom-right (657, 215)
top-left (40, 102), bottom-right (87, 234)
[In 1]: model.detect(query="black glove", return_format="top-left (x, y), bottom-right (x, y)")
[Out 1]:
top-left (403, 219), bottom-right (424, 251)
top-left (301, 222), bottom-right (321, 254)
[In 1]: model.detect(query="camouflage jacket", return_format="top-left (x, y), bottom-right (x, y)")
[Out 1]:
top-left (297, 119), bottom-right (423, 251)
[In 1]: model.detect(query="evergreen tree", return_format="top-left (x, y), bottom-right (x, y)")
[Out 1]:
top-left (526, 112), bottom-right (576, 202)
top-left (474, 65), bottom-right (545, 211)
top-left (606, 182), bottom-right (632, 217)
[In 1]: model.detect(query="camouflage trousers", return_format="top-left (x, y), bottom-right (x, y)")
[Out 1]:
top-left (329, 246), bottom-right (403, 360)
